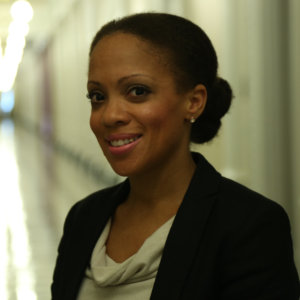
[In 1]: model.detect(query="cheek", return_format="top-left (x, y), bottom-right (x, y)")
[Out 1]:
top-left (89, 113), bottom-right (100, 136)
top-left (138, 103), bottom-right (171, 128)
top-left (140, 107), bottom-right (184, 147)
top-left (89, 115), bottom-right (107, 152)
top-left (142, 102), bottom-right (185, 133)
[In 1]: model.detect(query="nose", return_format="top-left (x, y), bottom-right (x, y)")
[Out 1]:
top-left (101, 97), bottom-right (130, 127)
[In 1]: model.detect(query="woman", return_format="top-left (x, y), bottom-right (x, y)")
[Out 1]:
top-left (51, 13), bottom-right (300, 299)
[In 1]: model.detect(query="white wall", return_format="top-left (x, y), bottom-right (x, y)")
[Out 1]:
top-left (289, 0), bottom-right (300, 270)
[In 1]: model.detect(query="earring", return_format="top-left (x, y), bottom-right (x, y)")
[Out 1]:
top-left (190, 117), bottom-right (196, 124)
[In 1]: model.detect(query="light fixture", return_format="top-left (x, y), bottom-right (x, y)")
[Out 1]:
top-left (9, 21), bottom-right (30, 37)
top-left (0, 0), bottom-right (33, 92)
top-left (10, 0), bottom-right (34, 23)
top-left (0, 38), bottom-right (3, 63)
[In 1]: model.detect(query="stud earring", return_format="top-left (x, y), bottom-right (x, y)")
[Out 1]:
top-left (190, 117), bottom-right (196, 124)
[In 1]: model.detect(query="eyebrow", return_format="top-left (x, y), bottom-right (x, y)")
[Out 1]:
top-left (87, 74), bottom-right (153, 87)
top-left (87, 80), bottom-right (102, 88)
top-left (117, 74), bottom-right (153, 85)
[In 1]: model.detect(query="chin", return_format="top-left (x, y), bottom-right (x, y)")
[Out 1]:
top-left (112, 168), bottom-right (130, 177)
top-left (109, 162), bottom-right (138, 177)
top-left (104, 153), bottom-right (143, 178)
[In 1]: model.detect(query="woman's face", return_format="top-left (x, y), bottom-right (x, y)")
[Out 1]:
top-left (88, 33), bottom-right (193, 177)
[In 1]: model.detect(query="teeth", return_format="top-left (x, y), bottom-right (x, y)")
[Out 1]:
top-left (110, 137), bottom-right (139, 147)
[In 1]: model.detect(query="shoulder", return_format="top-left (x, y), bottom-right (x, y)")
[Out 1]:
top-left (216, 176), bottom-right (289, 226)
top-left (210, 177), bottom-right (294, 269)
top-left (212, 178), bottom-right (300, 297)
top-left (188, 161), bottom-right (290, 241)
top-left (201, 176), bottom-right (292, 249)
top-left (192, 152), bottom-right (288, 224)
top-left (64, 180), bottom-right (129, 229)
top-left (56, 180), bottom-right (129, 255)
top-left (73, 182), bottom-right (122, 210)
top-left (51, 182), bottom-right (129, 299)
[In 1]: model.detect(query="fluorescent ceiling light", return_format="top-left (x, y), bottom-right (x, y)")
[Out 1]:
top-left (10, 0), bottom-right (34, 23)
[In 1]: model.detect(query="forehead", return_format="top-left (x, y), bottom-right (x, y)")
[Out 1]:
top-left (89, 32), bottom-right (172, 74)
top-left (91, 32), bottom-right (159, 56)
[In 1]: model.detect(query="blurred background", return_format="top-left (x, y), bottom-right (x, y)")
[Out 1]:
top-left (0, 0), bottom-right (299, 298)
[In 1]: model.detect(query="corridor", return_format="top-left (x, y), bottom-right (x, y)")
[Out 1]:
top-left (0, 0), bottom-right (299, 298)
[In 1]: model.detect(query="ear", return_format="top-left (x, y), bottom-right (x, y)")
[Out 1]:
top-left (185, 84), bottom-right (207, 120)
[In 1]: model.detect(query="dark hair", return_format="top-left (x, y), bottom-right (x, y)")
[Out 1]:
top-left (90, 13), bottom-right (233, 143)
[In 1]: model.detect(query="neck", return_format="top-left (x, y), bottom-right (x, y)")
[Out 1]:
top-left (127, 151), bottom-right (196, 210)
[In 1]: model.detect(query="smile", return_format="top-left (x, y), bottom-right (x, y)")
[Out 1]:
top-left (109, 136), bottom-right (140, 147)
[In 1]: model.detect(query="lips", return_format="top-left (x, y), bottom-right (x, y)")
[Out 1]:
top-left (106, 134), bottom-right (142, 155)
top-left (109, 136), bottom-right (140, 147)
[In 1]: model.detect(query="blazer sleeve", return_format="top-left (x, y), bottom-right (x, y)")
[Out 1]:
top-left (51, 201), bottom-right (80, 299)
top-left (219, 200), bottom-right (300, 299)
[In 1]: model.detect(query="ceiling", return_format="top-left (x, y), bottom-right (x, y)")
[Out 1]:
top-left (0, 0), bottom-right (65, 50)
top-left (1, 0), bottom-right (37, 36)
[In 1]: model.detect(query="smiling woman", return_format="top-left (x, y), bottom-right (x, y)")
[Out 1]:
top-left (51, 13), bottom-right (300, 300)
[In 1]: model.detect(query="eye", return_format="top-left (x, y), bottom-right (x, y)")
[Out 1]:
top-left (128, 86), bottom-right (150, 97)
top-left (86, 91), bottom-right (105, 103)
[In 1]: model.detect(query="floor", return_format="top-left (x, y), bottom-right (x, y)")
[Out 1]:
top-left (0, 118), bottom-right (104, 300)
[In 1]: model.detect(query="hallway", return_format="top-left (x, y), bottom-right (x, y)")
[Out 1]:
top-left (0, 118), bottom-right (103, 299)
top-left (0, 0), bottom-right (299, 298)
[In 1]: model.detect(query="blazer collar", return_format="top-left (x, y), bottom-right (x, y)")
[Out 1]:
top-left (150, 153), bottom-right (221, 300)
top-left (65, 180), bottom-right (130, 300)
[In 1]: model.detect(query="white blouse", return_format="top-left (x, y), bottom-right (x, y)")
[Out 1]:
top-left (77, 216), bottom-right (175, 300)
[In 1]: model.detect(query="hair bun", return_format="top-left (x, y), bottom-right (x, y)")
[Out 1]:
top-left (191, 77), bottom-right (233, 143)
top-left (210, 77), bottom-right (233, 119)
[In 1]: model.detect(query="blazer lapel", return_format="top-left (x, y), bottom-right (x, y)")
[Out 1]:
top-left (150, 154), bottom-right (221, 300)
top-left (64, 180), bottom-right (130, 299)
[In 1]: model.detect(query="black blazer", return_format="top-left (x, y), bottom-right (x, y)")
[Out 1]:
top-left (51, 153), bottom-right (300, 299)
